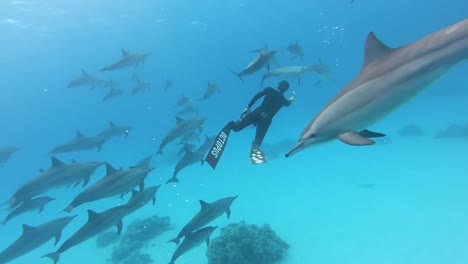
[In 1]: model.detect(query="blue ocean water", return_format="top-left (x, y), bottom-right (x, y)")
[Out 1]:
top-left (0, 0), bottom-right (467, 263)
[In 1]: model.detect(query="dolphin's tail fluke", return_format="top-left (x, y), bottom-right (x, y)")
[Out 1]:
top-left (167, 237), bottom-right (180, 245)
top-left (157, 147), bottom-right (163, 156)
top-left (165, 177), bottom-right (179, 184)
top-left (42, 252), bottom-right (60, 264)
top-left (226, 68), bottom-right (244, 82)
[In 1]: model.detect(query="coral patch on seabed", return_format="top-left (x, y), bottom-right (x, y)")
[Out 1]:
top-left (104, 215), bottom-right (171, 264)
top-left (206, 221), bottom-right (289, 264)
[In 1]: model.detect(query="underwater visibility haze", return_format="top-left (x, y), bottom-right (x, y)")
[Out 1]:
top-left (0, 0), bottom-right (468, 263)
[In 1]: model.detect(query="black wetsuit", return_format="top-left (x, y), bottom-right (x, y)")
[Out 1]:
top-left (229, 87), bottom-right (291, 146)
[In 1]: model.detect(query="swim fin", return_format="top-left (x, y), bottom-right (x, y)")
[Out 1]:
top-left (250, 143), bottom-right (267, 164)
top-left (205, 123), bottom-right (232, 170)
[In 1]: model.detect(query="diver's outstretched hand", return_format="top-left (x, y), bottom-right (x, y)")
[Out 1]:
top-left (289, 91), bottom-right (296, 102)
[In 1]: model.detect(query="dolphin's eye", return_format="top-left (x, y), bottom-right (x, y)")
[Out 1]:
top-left (309, 134), bottom-right (316, 138)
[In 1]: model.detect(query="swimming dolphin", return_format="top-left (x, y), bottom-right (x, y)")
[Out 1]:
top-left (100, 48), bottom-right (150, 71)
top-left (50, 130), bottom-right (111, 154)
top-left (286, 18), bottom-right (468, 157)
top-left (97, 121), bottom-right (132, 138)
top-left (43, 205), bottom-right (129, 264)
top-left (1, 196), bottom-right (55, 225)
top-left (166, 145), bottom-right (205, 184)
top-left (0, 146), bottom-right (22, 165)
top-left (176, 102), bottom-right (199, 116)
top-left (168, 226), bottom-right (218, 264)
top-left (102, 87), bottom-right (124, 102)
top-left (61, 163), bottom-right (153, 213)
top-left (2, 157), bottom-right (104, 210)
top-left (0, 215), bottom-right (76, 264)
top-left (165, 79), bottom-right (174, 93)
top-left (125, 185), bottom-right (160, 215)
top-left (260, 63), bottom-right (330, 87)
top-left (67, 69), bottom-right (108, 90)
top-left (228, 48), bottom-right (277, 81)
top-left (131, 77), bottom-right (151, 95)
top-left (129, 155), bottom-right (154, 169)
top-left (168, 195), bottom-right (237, 245)
top-left (198, 81), bottom-right (221, 101)
top-left (286, 40), bottom-right (305, 61)
top-left (157, 116), bottom-right (207, 155)
top-left (175, 94), bottom-right (193, 107)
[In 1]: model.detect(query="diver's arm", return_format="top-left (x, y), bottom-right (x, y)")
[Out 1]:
top-left (247, 89), bottom-right (267, 108)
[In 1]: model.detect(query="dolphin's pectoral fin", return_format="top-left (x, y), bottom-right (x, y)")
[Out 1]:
top-left (298, 77), bottom-right (301, 87)
top-left (38, 205), bottom-right (45, 213)
top-left (82, 175), bottom-right (91, 187)
top-left (206, 237), bottom-right (211, 247)
top-left (152, 196), bottom-right (156, 205)
top-left (54, 231), bottom-right (62, 246)
top-left (116, 219), bottom-right (123, 235)
top-left (338, 131), bottom-right (375, 146)
top-left (358, 129), bottom-right (386, 138)
top-left (226, 208), bottom-right (231, 219)
top-left (139, 181), bottom-right (145, 191)
top-left (266, 63), bottom-right (270, 73)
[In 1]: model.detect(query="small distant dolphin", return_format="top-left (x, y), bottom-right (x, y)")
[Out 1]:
top-left (2, 157), bottom-right (104, 210)
top-left (168, 195), bottom-right (237, 245)
top-left (168, 226), bottom-right (217, 264)
top-left (43, 205), bottom-right (129, 264)
top-left (176, 103), bottom-right (199, 116)
top-left (61, 163), bottom-right (152, 213)
top-left (0, 146), bottom-right (22, 165)
top-left (0, 215), bottom-right (76, 264)
top-left (1, 197), bottom-right (55, 225)
top-left (131, 77), bottom-right (151, 95)
top-left (260, 63), bottom-right (330, 87)
top-left (50, 130), bottom-right (111, 154)
top-left (166, 145), bottom-right (205, 184)
top-left (125, 185), bottom-right (160, 215)
top-left (164, 79), bottom-right (174, 93)
top-left (286, 40), bottom-right (305, 61)
top-left (286, 18), bottom-right (468, 157)
top-left (67, 69), bottom-right (108, 90)
top-left (157, 116), bottom-right (207, 155)
top-left (198, 81), bottom-right (221, 100)
top-left (97, 121), bottom-right (132, 138)
top-left (228, 48), bottom-right (277, 81)
top-left (175, 94), bottom-right (193, 107)
top-left (100, 48), bottom-right (150, 71)
top-left (102, 87), bottom-right (124, 102)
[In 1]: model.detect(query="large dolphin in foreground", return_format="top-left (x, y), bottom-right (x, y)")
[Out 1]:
top-left (0, 215), bottom-right (76, 264)
top-left (286, 18), bottom-right (468, 157)
top-left (100, 49), bottom-right (150, 71)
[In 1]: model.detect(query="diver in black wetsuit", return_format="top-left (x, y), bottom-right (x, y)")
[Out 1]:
top-left (226, 80), bottom-right (295, 148)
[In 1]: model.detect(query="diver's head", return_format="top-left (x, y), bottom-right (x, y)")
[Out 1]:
top-left (277, 80), bottom-right (289, 93)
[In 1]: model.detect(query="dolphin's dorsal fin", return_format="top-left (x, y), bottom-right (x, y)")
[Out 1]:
top-left (51, 156), bottom-right (64, 167)
top-left (105, 163), bottom-right (118, 175)
top-left (121, 48), bottom-right (129, 56)
top-left (22, 224), bottom-right (36, 235)
top-left (361, 32), bottom-right (393, 70)
top-left (81, 68), bottom-right (88, 76)
top-left (199, 200), bottom-right (209, 209)
top-left (176, 116), bottom-right (184, 124)
top-left (75, 130), bottom-right (85, 140)
top-left (131, 189), bottom-right (138, 197)
top-left (86, 210), bottom-right (99, 221)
